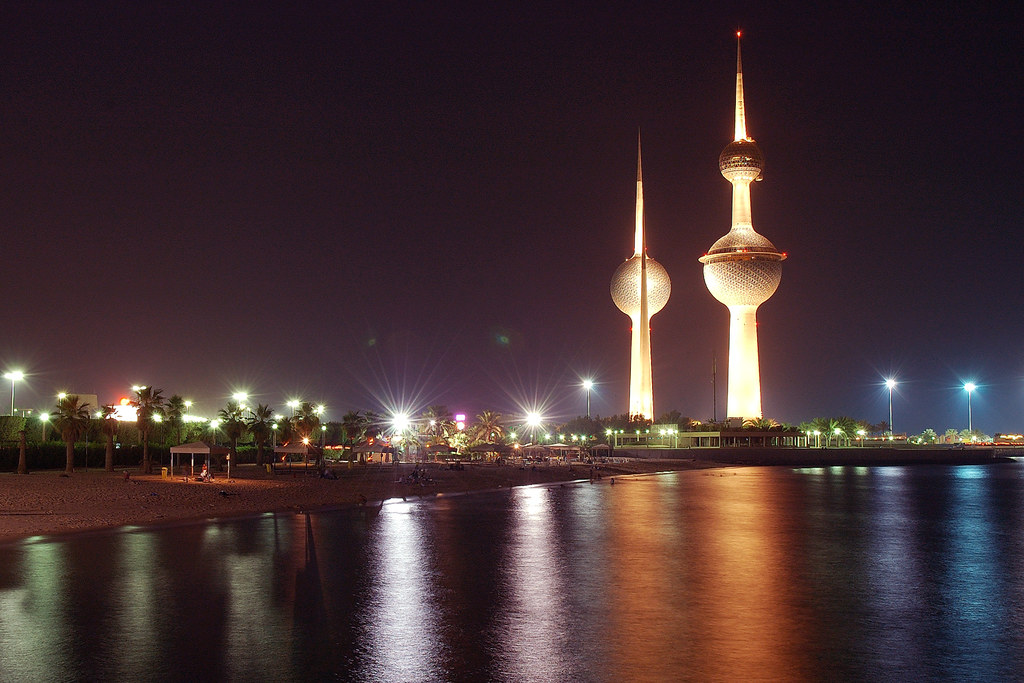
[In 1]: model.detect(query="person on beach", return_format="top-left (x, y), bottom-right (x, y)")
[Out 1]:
top-left (200, 464), bottom-right (212, 482)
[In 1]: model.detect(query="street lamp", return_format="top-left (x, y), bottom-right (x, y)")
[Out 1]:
top-left (964, 382), bottom-right (976, 433)
top-left (526, 412), bottom-right (541, 444)
top-left (885, 378), bottom-right (897, 436)
top-left (272, 423), bottom-right (279, 447)
top-left (321, 424), bottom-right (327, 447)
top-left (4, 371), bottom-right (24, 415)
top-left (582, 379), bottom-right (594, 418)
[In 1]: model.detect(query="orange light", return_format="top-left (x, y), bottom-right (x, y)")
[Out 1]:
top-left (120, 397), bottom-right (130, 406)
top-left (736, 30), bottom-right (742, 38)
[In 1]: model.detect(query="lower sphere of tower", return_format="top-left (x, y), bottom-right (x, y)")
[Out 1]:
top-left (703, 258), bottom-right (781, 306)
top-left (611, 255), bottom-right (671, 315)
top-left (719, 139), bottom-right (763, 182)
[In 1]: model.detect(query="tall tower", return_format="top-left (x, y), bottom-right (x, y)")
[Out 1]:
top-left (611, 137), bottom-right (671, 420)
top-left (699, 33), bottom-right (786, 420)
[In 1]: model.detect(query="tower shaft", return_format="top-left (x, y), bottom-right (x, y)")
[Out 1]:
top-left (726, 305), bottom-right (762, 419)
top-left (731, 179), bottom-right (753, 228)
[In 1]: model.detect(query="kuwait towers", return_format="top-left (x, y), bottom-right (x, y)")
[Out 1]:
top-left (699, 33), bottom-right (785, 420)
top-left (611, 138), bottom-right (671, 420)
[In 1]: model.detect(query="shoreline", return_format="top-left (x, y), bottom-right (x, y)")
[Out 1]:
top-left (0, 460), bottom-right (725, 546)
top-left (2, 455), bottom-right (1016, 545)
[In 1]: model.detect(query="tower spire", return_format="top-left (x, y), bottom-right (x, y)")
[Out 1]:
top-left (734, 31), bottom-right (747, 142)
top-left (634, 130), bottom-right (644, 256)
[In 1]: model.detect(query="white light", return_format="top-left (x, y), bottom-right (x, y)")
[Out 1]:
top-left (964, 382), bottom-right (977, 393)
top-left (4, 371), bottom-right (24, 381)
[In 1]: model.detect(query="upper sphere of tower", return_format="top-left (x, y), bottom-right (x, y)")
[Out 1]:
top-left (719, 139), bottom-right (763, 182)
top-left (610, 255), bottom-right (671, 316)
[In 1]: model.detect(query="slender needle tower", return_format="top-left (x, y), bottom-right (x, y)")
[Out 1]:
top-left (699, 33), bottom-right (786, 420)
top-left (612, 136), bottom-right (671, 420)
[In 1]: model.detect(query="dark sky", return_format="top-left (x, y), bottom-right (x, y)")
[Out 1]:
top-left (1, 2), bottom-right (1021, 435)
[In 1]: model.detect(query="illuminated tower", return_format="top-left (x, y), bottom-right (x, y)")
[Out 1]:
top-left (699, 33), bottom-right (786, 420)
top-left (611, 138), bottom-right (671, 420)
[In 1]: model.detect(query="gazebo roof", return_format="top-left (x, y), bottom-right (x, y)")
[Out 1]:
top-left (274, 442), bottom-right (323, 455)
top-left (169, 441), bottom-right (230, 455)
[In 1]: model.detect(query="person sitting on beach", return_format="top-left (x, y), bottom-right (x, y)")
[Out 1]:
top-left (200, 464), bottom-right (213, 482)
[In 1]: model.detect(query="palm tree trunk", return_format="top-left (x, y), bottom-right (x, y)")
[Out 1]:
top-left (142, 430), bottom-right (151, 473)
top-left (256, 441), bottom-right (264, 467)
top-left (65, 439), bottom-right (75, 474)
top-left (105, 434), bottom-right (114, 472)
top-left (17, 429), bottom-right (28, 475)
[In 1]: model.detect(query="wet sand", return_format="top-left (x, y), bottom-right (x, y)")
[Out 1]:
top-left (0, 459), bottom-right (723, 544)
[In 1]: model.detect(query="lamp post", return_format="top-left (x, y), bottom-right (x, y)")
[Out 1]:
top-left (885, 378), bottom-right (896, 436)
top-left (321, 424), bottom-right (327, 448)
top-left (964, 382), bottom-right (976, 433)
top-left (4, 371), bottom-right (24, 416)
top-left (582, 379), bottom-right (594, 418)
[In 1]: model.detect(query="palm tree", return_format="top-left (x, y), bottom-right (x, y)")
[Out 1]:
top-left (217, 401), bottom-right (247, 463)
top-left (341, 411), bottom-right (368, 444)
top-left (742, 417), bottom-right (780, 430)
top-left (473, 410), bottom-right (504, 443)
top-left (421, 405), bottom-right (454, 445)
top-left (165, 394), bottom-right (186, 445)
top-left (17, 428), bottom-right (28, 475)
top-left (291, 402), bottom-right (321, 441)
top-left (246, 403), bottom-right (274, 467)
top-left (53, 395), bottom-right (92, 475)
top-left (363, 411), bottom-right (384, 440)
top-left (101, 405), bottom-right (119, 472)
top-left (132, 387), bottom-right (166, 473)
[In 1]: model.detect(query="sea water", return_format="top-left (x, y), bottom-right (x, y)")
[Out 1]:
top-left (2, 463), bottom-right (1023, 681)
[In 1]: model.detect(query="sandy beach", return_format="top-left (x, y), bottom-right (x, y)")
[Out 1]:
top-left (0, 459), bottom-right (723, 545)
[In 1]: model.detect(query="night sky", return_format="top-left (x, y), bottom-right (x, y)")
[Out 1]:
top-left (2, 3), bottom-right (1021, 435)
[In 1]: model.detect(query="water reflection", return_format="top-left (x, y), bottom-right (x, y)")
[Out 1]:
top-left (495, 486), bottom-right (576, 681)
top-left (357, 501), bottom-right (443, 681)
top-left (2, 465), bottom-right (1024, 680)
top-left (0, 542), bottom-right (71, 681)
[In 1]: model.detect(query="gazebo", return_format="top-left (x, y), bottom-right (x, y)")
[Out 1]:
top-left (274, 441), bottom-right (323, 472)
top-left (169, 441), bottom-right (230, 476)
top-left (467, 442), bottom-right (511, 461)
top-left (351, 441), bottom-right (396, 464)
